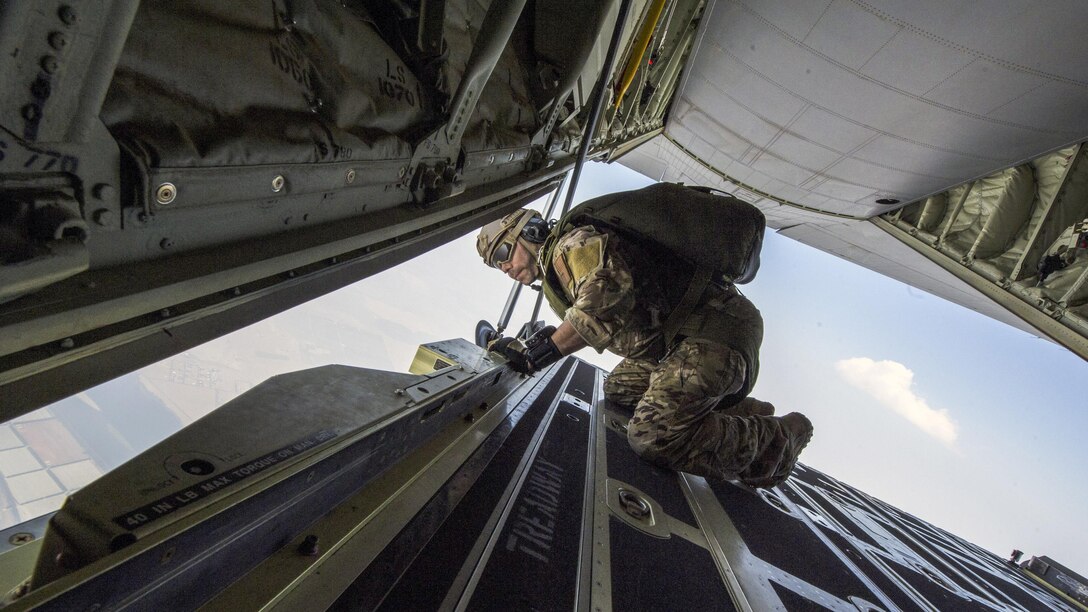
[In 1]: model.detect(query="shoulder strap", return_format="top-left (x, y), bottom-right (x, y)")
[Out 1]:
top-left (537, 232), bottom-right (573, 318)
top-left (660, 264), bottom-right (714, 346)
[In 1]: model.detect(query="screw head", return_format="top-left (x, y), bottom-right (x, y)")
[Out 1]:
top-left (346, 169), bottom-right (356, 184)
top-left (9, 533), bottom-right (34, 545)
top-left (155, 183), bottom-right (177, 205)
top-left (271, 175), bottom-right (285, 192)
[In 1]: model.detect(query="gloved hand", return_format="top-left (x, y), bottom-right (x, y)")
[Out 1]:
top-left (488, 336), bottom-right (532, 373)
top-left (523, 325), bottom-right (562, 371)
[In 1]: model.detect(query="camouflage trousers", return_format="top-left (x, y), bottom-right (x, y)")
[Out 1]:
top-left (604, 339), bottom-right (793, 483)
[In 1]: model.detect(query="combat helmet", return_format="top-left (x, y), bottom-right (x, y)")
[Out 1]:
top-left (476, 209), bottom-right (548, 268)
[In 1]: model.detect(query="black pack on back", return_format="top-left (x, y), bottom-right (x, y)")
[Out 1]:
top-left (558, 182), bottom-right (766, 284)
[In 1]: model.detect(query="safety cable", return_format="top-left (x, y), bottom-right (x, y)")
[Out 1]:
top-left (495, 0), bottom-right (635, 336)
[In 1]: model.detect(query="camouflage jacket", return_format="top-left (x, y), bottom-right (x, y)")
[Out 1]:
top-left (542, 225), bottom-right (763, 394)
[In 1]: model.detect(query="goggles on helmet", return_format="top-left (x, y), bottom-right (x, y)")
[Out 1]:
top-left (489, 235), bottom-right (518, 268)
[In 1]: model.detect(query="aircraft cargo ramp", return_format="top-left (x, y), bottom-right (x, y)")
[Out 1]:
top-left (0, 340), bottom-right (1078, 611)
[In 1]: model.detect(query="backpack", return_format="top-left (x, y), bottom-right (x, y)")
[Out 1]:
top-left (555, 182), bottom-right (765, 285)
top-left (544, 182), bottom-right (766, 345)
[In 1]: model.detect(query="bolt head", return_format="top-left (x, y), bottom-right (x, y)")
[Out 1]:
top-left (155, 183), bottom-right (177, 205)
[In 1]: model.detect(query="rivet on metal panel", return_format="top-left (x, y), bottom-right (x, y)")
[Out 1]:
top-left (93, 209), bottom-right (114, 226)
top-left (58, 5), bottom-right (77, 25)
top-left (41, 56), bottom-right (59, 74)
top-left (159, 238), bottom-right (173, 250)
top-left (92, 183), bottom-right (115, 200)
top-left (346, 169), bottom-right (356, 184)
top-left (155, 183), bottom-right (176, 205)
top-left (272, 175), bottom-right (285, 192)
top-left (48, 31), bottom-right (68, 50)
top-left (398, 166), bottom-right (407, 178)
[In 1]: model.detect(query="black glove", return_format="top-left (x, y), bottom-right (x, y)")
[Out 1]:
top-left (523, 325), bottom-right (562, 371)
top-left (488, 336), bottom-right (532, 373)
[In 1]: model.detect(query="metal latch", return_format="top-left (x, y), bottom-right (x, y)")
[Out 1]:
top-left (617, 488), bottom-right (650, 520)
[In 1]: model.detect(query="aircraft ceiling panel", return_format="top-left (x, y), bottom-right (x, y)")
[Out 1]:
top-left (668, 0), bottom-right (1088, 218)
top-left (776, 221), bottom-right (1043, 339)
top-left (619, 137), bottom-right (1044, 341)
top-left (618, 136), bottom-right (846, 229)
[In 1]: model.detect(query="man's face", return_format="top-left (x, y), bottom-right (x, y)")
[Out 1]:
top-left (499, 240), bottom-right (537, 285)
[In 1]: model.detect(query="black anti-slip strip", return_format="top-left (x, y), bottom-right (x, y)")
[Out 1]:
top-left (464, 397), bottom-right (590, 611)
top-left (708, 479), bottom-right (876, 604)
top-left (609, 515), bottom-right (735, 611)
top-left (333, 359), bottom-right (576, 611)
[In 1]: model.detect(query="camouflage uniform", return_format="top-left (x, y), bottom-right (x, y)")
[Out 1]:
top-left (546, 225), bottom-right (805, 485)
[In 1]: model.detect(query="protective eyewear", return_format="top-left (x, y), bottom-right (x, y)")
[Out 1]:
top-left (489, 236), bottom-right (517, 268)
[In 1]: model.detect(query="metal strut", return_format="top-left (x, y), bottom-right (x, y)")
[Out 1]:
top-left (493, 0), bottom-right (634, 337)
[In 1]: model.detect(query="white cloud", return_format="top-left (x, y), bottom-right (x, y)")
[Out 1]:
top-left (835, 357), bottom-right (958, 446)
